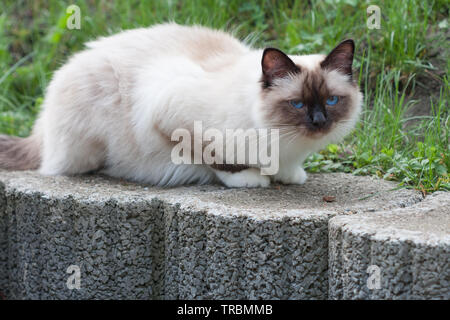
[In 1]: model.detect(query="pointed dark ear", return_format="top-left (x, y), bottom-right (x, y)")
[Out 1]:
top-left (261, 48), bottom-right (299, 88)
top-left (320, 39), bottom-right (354, 78)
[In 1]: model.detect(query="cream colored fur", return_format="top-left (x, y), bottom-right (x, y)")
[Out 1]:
top-left (29, 23), bottom-right (362, 187)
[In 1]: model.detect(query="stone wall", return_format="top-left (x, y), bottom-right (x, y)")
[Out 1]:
top-left (0, 171), bottom-right (448, 299)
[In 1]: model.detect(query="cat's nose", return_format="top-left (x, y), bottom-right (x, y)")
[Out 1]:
top-left (312, 111), bottom-right (327, 127)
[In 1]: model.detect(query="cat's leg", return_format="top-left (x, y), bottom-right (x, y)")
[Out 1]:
top-left (39, 134), bottom-right (105, 176)
top-left (272, 165), bottom-right (307, 185)
top-left (213, 167), bottom-right (270, 188)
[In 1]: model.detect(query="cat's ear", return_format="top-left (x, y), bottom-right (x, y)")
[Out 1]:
top-left (320, 39), bottom-right (354, 78)
top-left (261, 48), bottom-right (299, 87)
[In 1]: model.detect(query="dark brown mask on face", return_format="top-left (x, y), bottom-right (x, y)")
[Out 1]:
top-left (260, 40), bottom-right (358, 138)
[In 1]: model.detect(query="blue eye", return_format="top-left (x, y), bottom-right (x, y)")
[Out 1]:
top-left (326, 96), bottom-right (339, 105)
top-left (289, 100), bottom-right (304, 109)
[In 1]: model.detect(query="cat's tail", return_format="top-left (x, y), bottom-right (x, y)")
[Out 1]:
top-left (0, 133), bottom-right (41, 170)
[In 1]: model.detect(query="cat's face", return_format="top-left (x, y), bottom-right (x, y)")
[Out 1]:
top-left (260, 40), bottom-right (362, 141)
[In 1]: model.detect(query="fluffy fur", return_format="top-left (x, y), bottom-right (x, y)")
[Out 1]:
top-left (0, 23), bottom-right (362, 187)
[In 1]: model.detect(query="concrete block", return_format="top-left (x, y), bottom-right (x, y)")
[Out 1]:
top-left (0, 170), bottom-right (438, 299)
top-left (329, 191), bottom-right (450, 299)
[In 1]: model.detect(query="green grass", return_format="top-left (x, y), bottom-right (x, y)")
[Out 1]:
top-left (0, 0), bottom-right (448, 192)
top-left (306, 71), bottom-right (449, 193)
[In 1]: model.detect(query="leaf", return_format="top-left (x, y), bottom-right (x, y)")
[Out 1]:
top-left (438, 19), bottom-right (448, 29)
top-left (327, 144), bottom-right (339, 154)
top-left (323, 196), bottom-right (336, 202)
top-left (435, 164), bottom-right (448, 176)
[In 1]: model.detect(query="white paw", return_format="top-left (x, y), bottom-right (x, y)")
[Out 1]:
top-left (214, 168), bottom-right (270, 188)
top-left (273, 166), bottom-right (307, 185)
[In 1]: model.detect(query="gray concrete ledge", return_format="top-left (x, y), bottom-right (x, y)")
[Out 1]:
top-left (0, 170), bottom-right (447, 299)
top-left (329, 191), bottom-right (450, 299)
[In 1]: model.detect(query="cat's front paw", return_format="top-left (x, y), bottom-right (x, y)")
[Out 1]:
top-left (214, 168), bottom-right (270, 188)
top-left (273, 166), bottom-right (307, 185)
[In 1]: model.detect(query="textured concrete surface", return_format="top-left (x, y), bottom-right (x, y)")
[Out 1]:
top-left (1, 169), bottom-right (445, 299)
top-left (329, 191), bottom-right (450, 299)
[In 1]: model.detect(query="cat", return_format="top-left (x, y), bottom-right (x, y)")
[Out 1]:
top-left (0, 23), bottom-right (362, 188)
